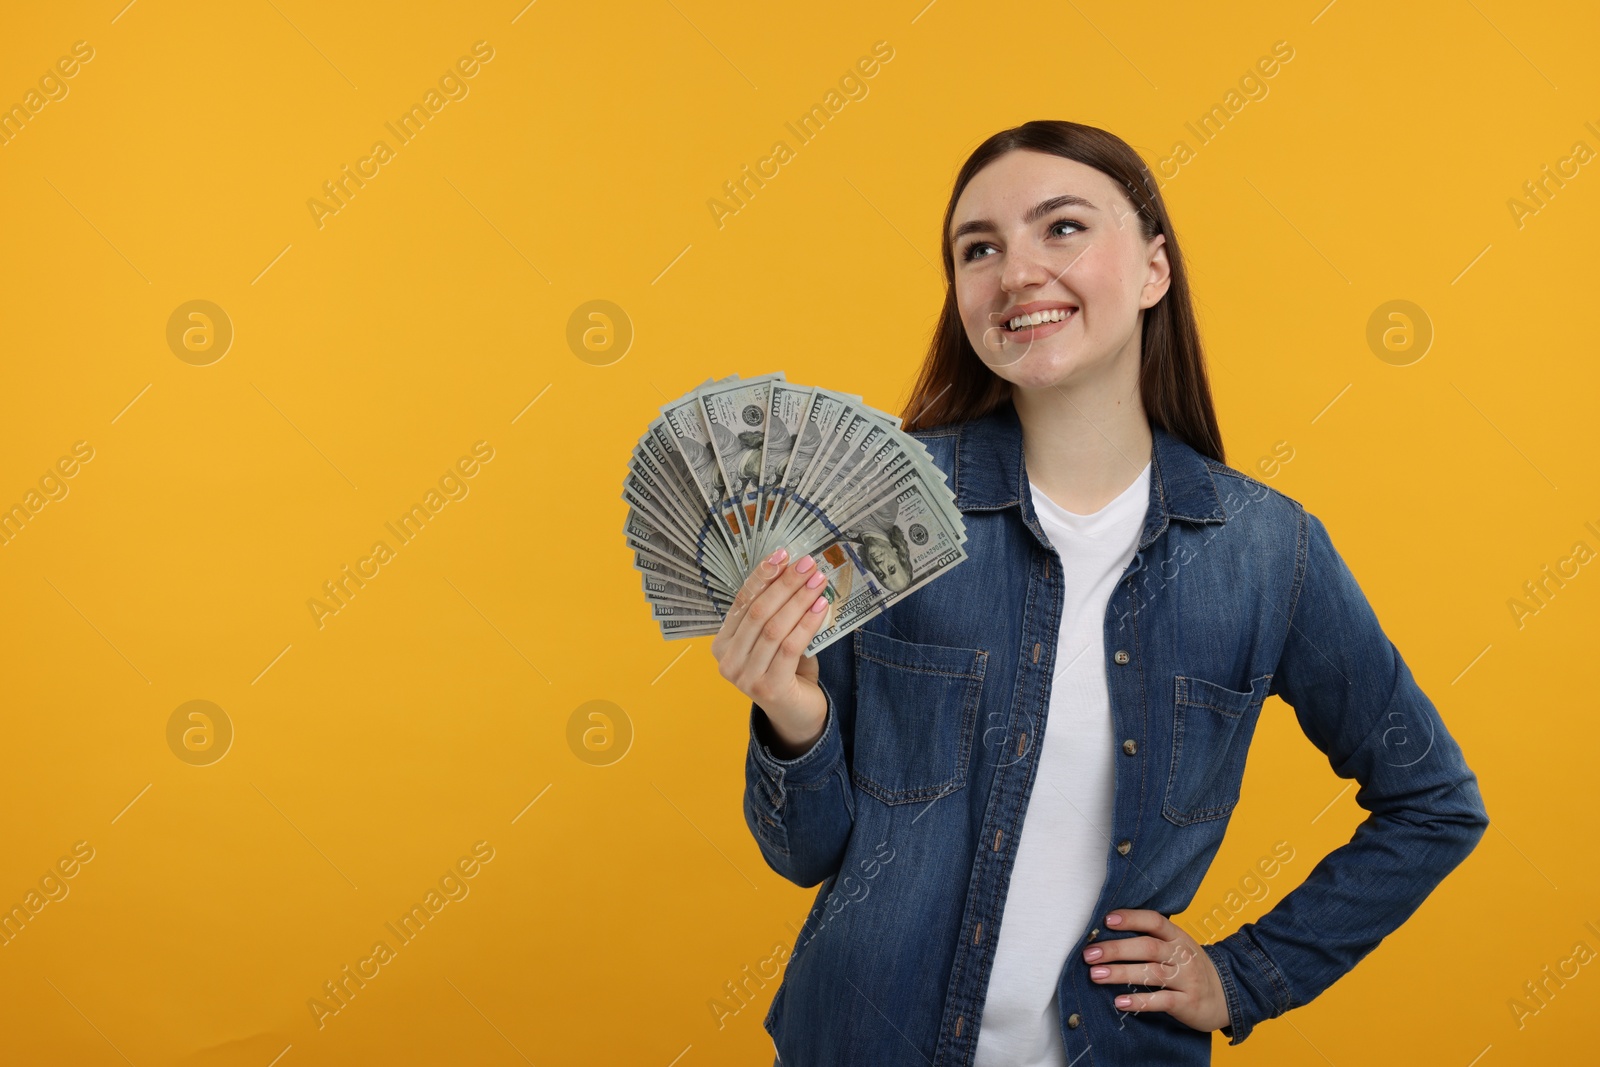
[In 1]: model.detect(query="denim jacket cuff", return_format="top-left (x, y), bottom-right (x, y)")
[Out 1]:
top-left (1201, 929), bottom-right (1295, 1045)
top-left (748, 679), bottom-right (842, 798)
top-left (1200, 941), bottom-right (1247, 1044)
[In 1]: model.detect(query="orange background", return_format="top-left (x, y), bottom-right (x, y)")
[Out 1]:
top-left (0, 1), bottom-right (1595, 1064)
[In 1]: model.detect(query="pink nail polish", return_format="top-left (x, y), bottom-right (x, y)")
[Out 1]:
top-left (810, 595), bottom-right (827, 613)
top-left (806, 570), bottom-right (826, 589)
top-left (767, 547), bottom-right (788, 564)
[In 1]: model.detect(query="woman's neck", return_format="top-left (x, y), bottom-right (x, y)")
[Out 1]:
top-left (1012, 380), bottom-right (1153, 516)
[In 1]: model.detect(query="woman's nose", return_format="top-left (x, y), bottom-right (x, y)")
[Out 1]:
top-left (1001, 241), bottom-right (1054, 292)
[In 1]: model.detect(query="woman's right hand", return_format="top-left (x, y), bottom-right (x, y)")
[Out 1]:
top-left (711, 546), bottom-right (832, 758)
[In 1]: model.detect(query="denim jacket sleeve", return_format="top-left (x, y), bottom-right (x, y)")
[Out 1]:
top-left (742, 635), bottom-right (856, 888)
top-left (1201, 506), bottom-right (1490, 1044)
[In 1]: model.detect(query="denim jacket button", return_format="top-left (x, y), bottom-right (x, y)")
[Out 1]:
top-left (1113, 649), bottom-right (1130, 664)
top-left (1087, 927), bottom-right (1099, 940)
top-left (1116, 839), bottom-right (1132, 855)
top-left (1122, 738), bottom-right (1138, 755)
top-left (1067, 1012), bottom-right (1081, 1028)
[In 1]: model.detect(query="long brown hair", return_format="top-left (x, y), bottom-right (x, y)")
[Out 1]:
top-left (900, 120), bottom-right (1225, 465)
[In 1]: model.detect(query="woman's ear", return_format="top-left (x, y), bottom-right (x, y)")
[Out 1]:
top-left (1141, 233), bottom-right (1172, 309)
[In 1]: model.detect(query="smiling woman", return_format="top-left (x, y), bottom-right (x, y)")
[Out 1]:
top-left (736, 120), bottom-right (1489, 1067)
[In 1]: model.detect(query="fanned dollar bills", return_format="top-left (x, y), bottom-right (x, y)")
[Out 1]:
top-left (621, 371), bottom-right (970, 656)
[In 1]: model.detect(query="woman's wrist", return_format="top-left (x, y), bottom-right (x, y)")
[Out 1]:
top-left (758, 694), bottom-right (827, 759)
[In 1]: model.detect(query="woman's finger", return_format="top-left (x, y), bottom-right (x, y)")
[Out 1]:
top-left (1082, 933), bottom-right (1164, 967)
top-left (1102, 909), bottom-right (1178, 939)
top-left (722, 551), bottom-right (818, 670)
top-left (719, 549), bottom-right (787, 631)
top-left (744, 562), bottom-right (830, 680)
top-left (714, 547), bottom-right (791, 656)
top-left (1088, 958), bottom-right (1186, 989)
top-left (762, 587), bottom-right (830, 700)
top-left (1111, 988), bottom-right (1183, 1014)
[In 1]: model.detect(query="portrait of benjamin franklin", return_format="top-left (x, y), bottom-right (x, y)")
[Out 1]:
top-left (857, 524), bottom-right (912, 593)
top-left (818, 495), bottom-right (913, 595)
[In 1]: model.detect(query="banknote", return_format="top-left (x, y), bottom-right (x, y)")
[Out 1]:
top-left (621, 372), bottom-right (969, 655)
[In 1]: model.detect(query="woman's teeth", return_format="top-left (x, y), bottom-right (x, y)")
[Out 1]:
top-left (1006, 307), bottom-right (1075, 331)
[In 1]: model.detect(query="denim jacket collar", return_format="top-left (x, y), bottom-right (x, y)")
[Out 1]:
top-left (949, 397), bottom-right (1228, 550)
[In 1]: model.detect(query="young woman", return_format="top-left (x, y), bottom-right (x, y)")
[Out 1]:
top-left (711, 120), bottom-right (1489, 1066)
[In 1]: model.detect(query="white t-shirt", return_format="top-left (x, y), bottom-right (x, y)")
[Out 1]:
top-left (973, 458), bottom-right (1151, 1067)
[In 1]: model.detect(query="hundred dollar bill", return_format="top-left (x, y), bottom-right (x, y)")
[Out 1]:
top-left (641, 567), bottom-right (728, 612)
top-left (784, 394), bottom-right (906, 533)
top-left (622, 460), bottom-right (734, 586)
top-left (623, 373), bottom-right (969, 650)
top-left (644, 422), bottom-right (753, 578)
top-left (621, 474), bottom-right (740, 597)
top-left (752, 381), bottom-right (819, 563)
top-left (698, 371), bottom-right (784, 570)
top-left (659, 393), bottom-right (748, 580)
top-left (624, 516), bottom-right (729, 613)
top-left (791, 473), bottom-right (970, 656)
top-left (762, 388), bottom-right (853, 555)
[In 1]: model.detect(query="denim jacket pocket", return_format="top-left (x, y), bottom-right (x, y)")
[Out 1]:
top-left (1163, 672), bottom-right (1272, 826)
top-left (851, 628), bottom-right (988, 805)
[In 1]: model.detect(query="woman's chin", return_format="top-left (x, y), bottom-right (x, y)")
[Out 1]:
top-left (994, 359), bottom-right (1093, 393)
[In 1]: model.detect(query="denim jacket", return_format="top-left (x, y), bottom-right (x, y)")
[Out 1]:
top-left (743, 398), bottom-right (1489, 1065)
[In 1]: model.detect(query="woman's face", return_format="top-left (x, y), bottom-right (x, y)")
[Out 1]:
top-left (948, 149), bottom-right (1170, 391)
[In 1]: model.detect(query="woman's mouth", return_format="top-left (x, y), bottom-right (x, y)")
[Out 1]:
top-left (1002, 306), bottom-right (1077, 340)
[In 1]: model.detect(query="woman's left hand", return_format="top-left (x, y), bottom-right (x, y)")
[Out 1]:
top-left (1081, 909), bottom-right (1232, 1034)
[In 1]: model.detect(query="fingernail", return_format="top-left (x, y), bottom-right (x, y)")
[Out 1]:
top-left (1115, 996), bottom-right (1131, 1008)
top-left (1083, 947), bottom-right (1102, 961)
top-left (1090, 966), bottom-right (1109, 978)
top-left (810, 595), bottom-right (827, 613)
top-left (767, 548), bottom-right (788, 564)
top-left (806, 570), bottom-right (826, 589)
top-left (795, 554), bottom-right (815, 574)
top-left (1106, 913), bottom-right (1122, 925)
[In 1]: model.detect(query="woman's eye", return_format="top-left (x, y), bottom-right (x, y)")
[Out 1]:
top-left (960, 219), bottom-right (1083, 263)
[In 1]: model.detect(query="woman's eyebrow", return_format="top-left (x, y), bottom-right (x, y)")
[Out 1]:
top-left (951, 193), bottom-right (1100, 243)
